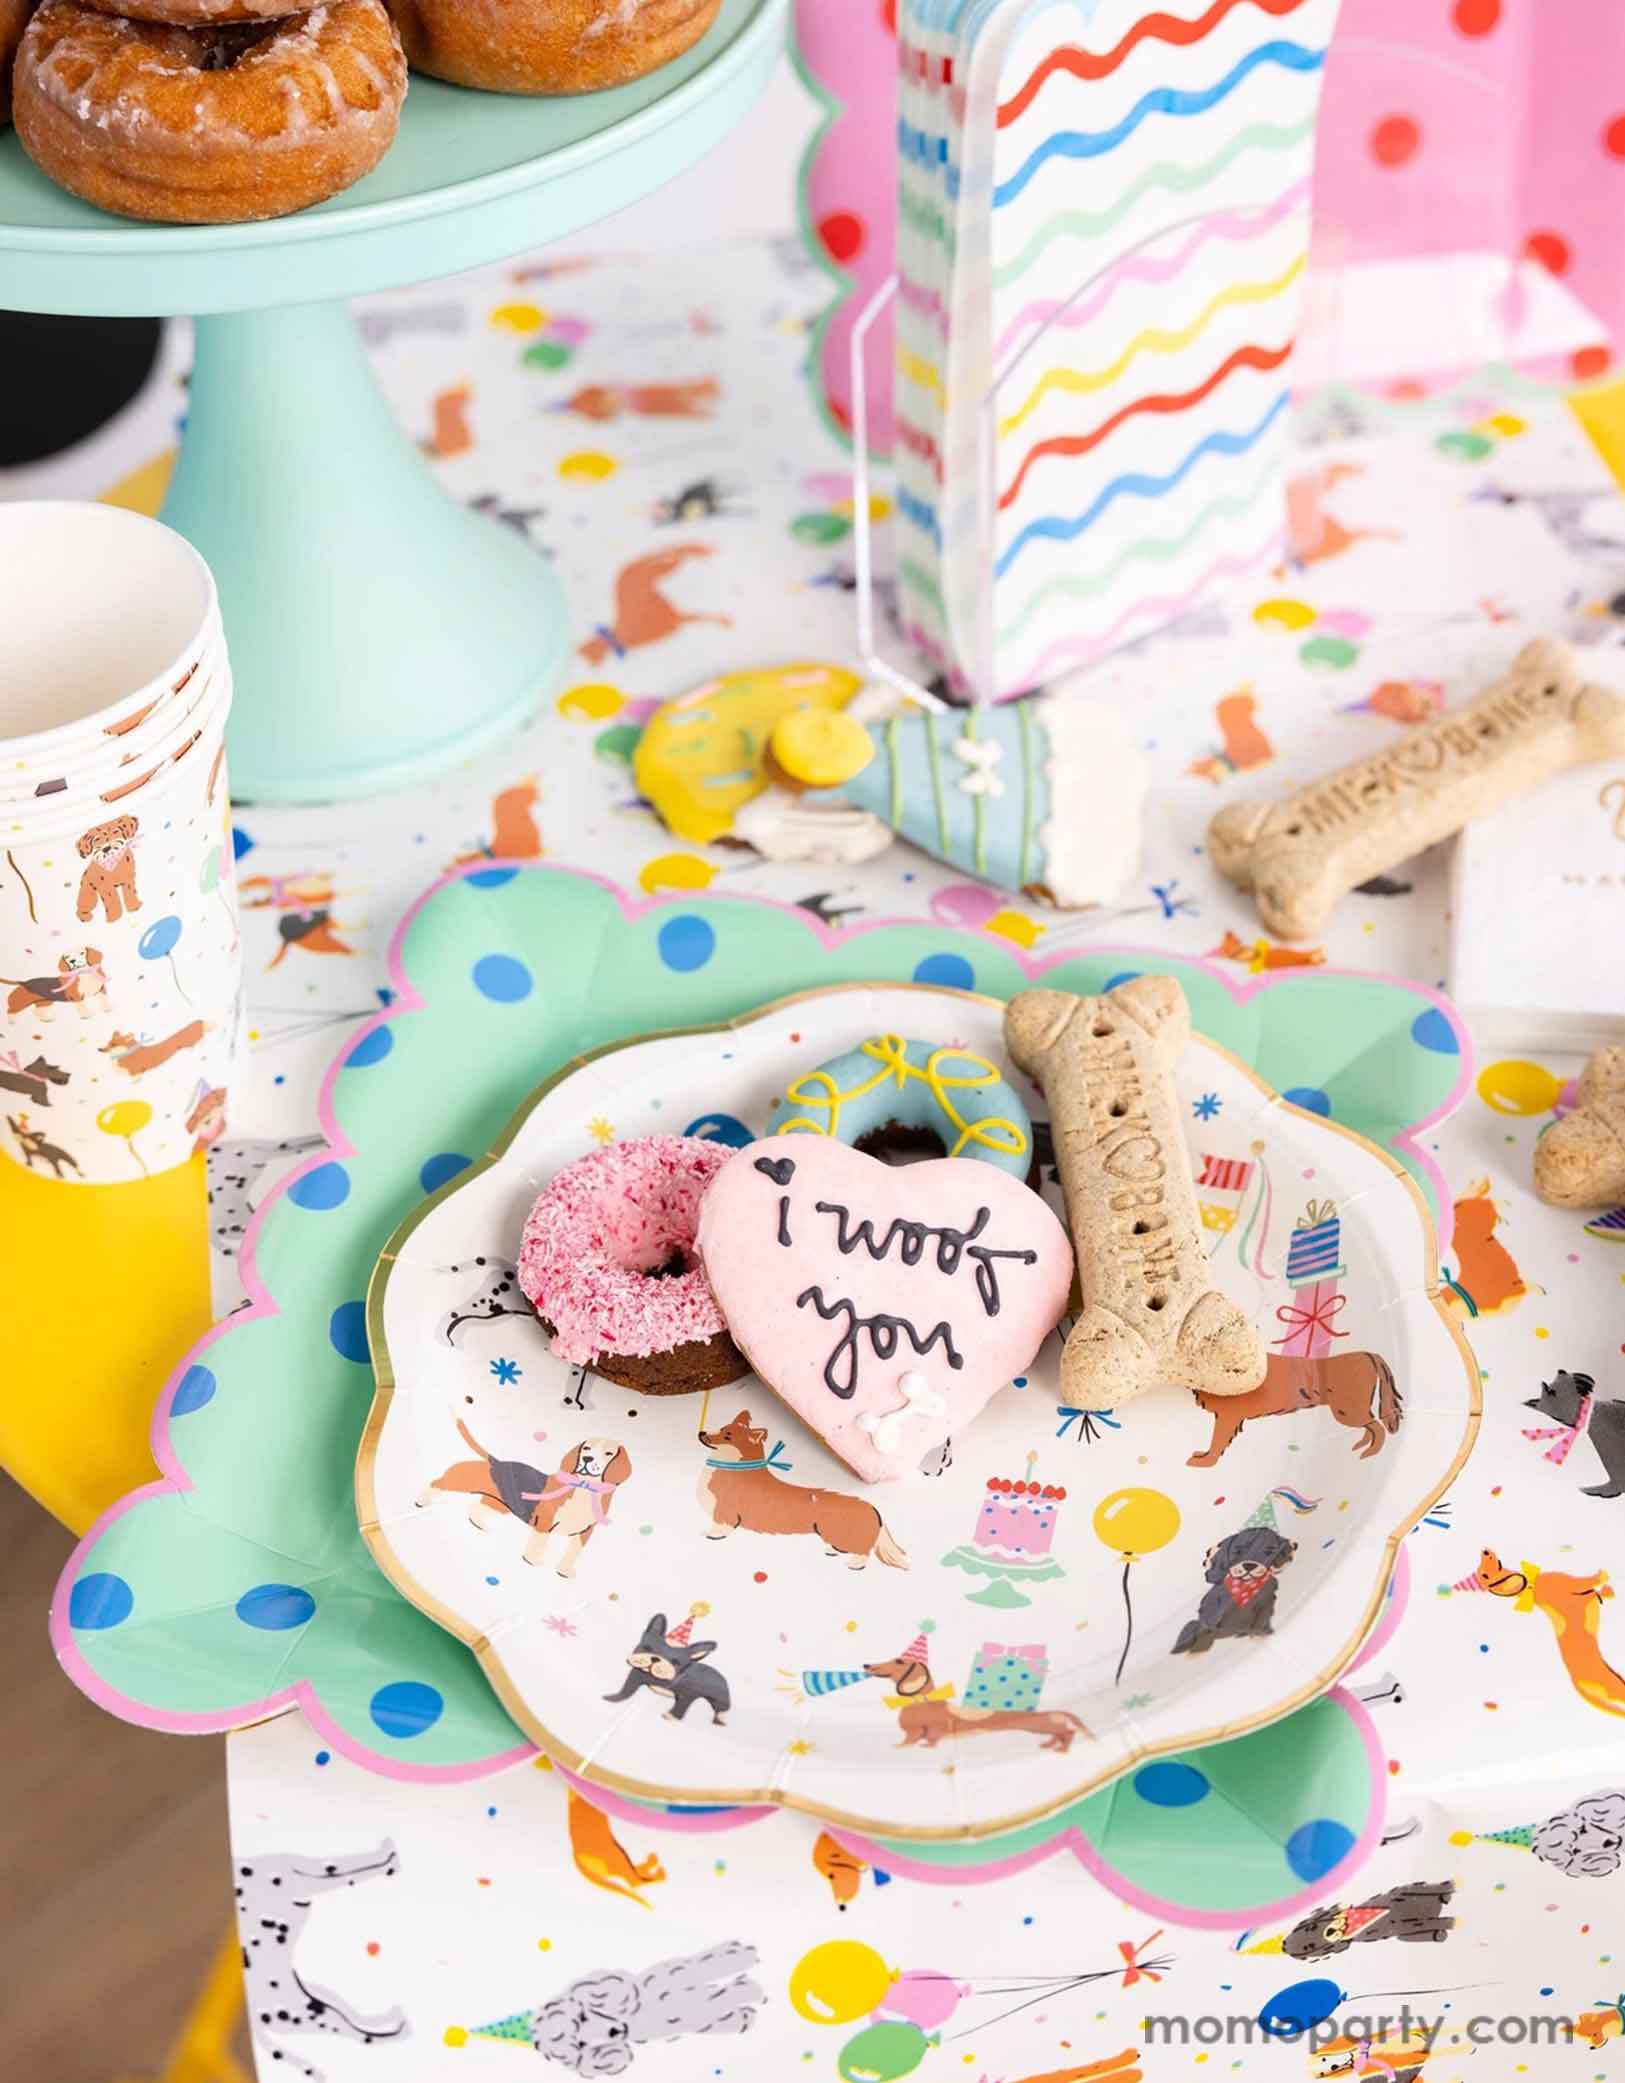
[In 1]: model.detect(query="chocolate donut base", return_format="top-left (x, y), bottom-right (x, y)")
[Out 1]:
top-left (542, 1318), bottom-right (749, 1397)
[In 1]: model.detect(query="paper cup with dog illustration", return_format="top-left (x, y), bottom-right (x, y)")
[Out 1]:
top-left (1, 505), bottom-right (242, 1186)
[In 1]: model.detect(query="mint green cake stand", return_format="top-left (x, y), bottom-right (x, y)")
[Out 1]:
top-left (0, 0), bottom-right (786, 802)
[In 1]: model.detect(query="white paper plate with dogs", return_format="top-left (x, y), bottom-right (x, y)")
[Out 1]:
top-left (359, 982), bottom-right (1477, 1841)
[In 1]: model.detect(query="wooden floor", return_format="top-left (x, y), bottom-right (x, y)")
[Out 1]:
top-left (1, 1476), bottom-right (246, 2081)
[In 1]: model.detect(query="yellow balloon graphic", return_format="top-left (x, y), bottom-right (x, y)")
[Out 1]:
top-left (638, 852), bottom-right (718, 896)
top-left (789, 1940), bottom-right (894, 2025)
top-left (97, 1100), bottom-right (153, 1138)
top-left (1476, 1058), bottom-right (1562, 1118)
top-left (1093, 1487), bottom-right (1181, 1560)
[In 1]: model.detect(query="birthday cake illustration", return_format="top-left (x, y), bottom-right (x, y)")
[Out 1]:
top-left (942, 1451), bottom-right (1067, 1608)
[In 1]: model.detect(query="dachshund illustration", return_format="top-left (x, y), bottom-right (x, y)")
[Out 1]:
top-left (1209, 928), bottom-right (1326, 972)
top-left (112, 1020), bottom-right (208, 1077)
top-left (234, 1841), bottom-right (406, 2083)
top-left (438, 1257), bottom-right (539, 1343)
top-left (1188, 688), bottom-right (1274, 783)
top-left (8, 1113), bottom-right (80, 1178)
top-left (605, 1609), bottom-right (731, 1725)
top-left (454, 779), bottom-right (542, 868)
top-left (812, 1830), bottom-right (868, 1910)
top-left (4, 947), bottom-right (108, 1019)
top-left (418, 1421), bottom-right (630, 1576)
top-left (862, 1643), bottom-right (1089, 1753)
top-left (268, 909), bottom-right (355, 969)
top-left (1188, 1349), bottom-right (1400, 1467)
top-left (1474, 1547), bottom-right (1625, 1719)
top-left (697, 1410), bottom-right (909, 1571)
top-left (1282, 1881), bottom-right (1455, 1959)
top-left (1284, 462), bottom-right (1399, 569)
top-left (579, 545), bottom-right (732, 666)
top-left (1444, 1179), bottom-right (1535, 1318)
top-left (421, 381), bottom-right (474, 458)
top-left (566, 1787), bottom-right (666, 1908)
top-left (1172, 1527), bottom-right (1297, 1653)
top-left (75, 814), bottom-right (141, 924)
top-left (0, 1054), bottom-right (67, 1108)
top-left (560, 377), bottom-right (718, 422)
top-left (1524, 1370), bottom-right (1625, 1501)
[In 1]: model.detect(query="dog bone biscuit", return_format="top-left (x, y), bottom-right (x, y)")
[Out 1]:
top-left (1534, 1046), bottom-right (1625, 1209)
top-left (1004, 978), bottom-right (1267, 1411)
top-left (1208, 638), bottom-right (1625, 940)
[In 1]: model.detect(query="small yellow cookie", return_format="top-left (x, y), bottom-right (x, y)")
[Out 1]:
top-left (770, 706), bottom-right (876, 789)
top-left (634, 662), bottom-right (865, 845)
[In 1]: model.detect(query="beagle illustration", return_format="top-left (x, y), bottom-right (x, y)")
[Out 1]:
top-left (417, 1420), bottom-right (631, 1576)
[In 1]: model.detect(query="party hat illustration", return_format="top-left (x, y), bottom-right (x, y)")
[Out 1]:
top-left (445, 2010), bottom-right (534, 2048)
top-left (668, 1600), bottom-right (710, 1647)
top-left (1245, 1486), bottom-right (1322, 1532)
top-left (1451, 1567), bottom-right (1488, 1593)
top-left (1448, 1823), bottom-right (1533, 1850)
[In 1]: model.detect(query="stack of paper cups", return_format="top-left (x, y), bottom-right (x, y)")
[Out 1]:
top-left (0, 502), bottom-right (243, 1185)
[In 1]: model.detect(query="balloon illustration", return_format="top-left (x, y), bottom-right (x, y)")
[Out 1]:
top-left (1093, 1487), bottom-right (1181, 1685)
top-left (97, 1098), bottom-right (153, 1177)
top-left (929, 882), bottom-right (1001, 930)
top-left (789, 1940), bottom-right (894, 2025)
top-left (1258, 1976), bottom-right (1345, 2037)
top-left (837, 2020), bottom-right (930, 2081)
top-left (877, 1971), bottom-right (965, 2032)
top-left (1476, 1058), bottom-right (1562, 1117)
top-left (138, 912), bottom-right (193, 1006)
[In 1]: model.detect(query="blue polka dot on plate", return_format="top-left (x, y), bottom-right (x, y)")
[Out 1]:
top-left (1410, 1006), bottom-right (1459, 1055)
top-left (346, 1026), bottom-right (394, 1068)
top-left (465, 866), bottom-right (519, 889)
top-left (370, 1681), bottom-right (444, 1739)
top-left (657, 915), bottom-right (716, 972)
top-left (1285, 1816), bottom-right (1356, 1883)
top-left (329, 1300), bottom-right (370, 1364)
top-left (684, 1113), bottom-right (753, 1147)
top-left (472, 953), bottom-right (533, 1002)
top-left (235, 1583), bottom-right (316, 1631)
top-left (912, 951), bottom-right (974, 991)
top-left (420, 1152), bottom-right (471, 1194)
top-left (171, 1363), bottom-right (217, 1416)
top-left (289, 1161), bottom-right (351, 1211)
top-left (1133, 1760), bottom-right (1210, 1807)
top-left (70, 1572), bottom-right (133, 1631)
top-left (1284, 1085), bottom-right (1332, 1118)
top-left (1102, 970), bottom-right (1142, 993)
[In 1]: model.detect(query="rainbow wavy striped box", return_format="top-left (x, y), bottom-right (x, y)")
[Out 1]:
top-left (896, 0), bottom-right (1341, 700)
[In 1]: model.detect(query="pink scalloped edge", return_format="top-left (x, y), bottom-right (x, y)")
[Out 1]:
top-left (49, 863), bottom-right (1471, 1782)
top-left (559, 1684), bottom-right (1387, 1931)
top-left (1349, 1540), bottom-right (1412, 1675)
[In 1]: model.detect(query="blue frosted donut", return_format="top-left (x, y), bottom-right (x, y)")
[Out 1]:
top-left (775, 1032), bottom-right (1032, 1176)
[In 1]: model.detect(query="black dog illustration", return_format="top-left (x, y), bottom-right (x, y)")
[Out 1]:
top-left (604, 1610), bottom-right (731, 1726)
top-left (1283, 1880), bottom-right (1456, 1959)
top-left (1172, 1527), bottom-right (1297, 1654)
top-left (1525, 1371), bottom-right (1625, 1501)
top-left (0, 1055), bottom-right (68, 1108)
top-left (8, 1113), bottom-right (80, 1178)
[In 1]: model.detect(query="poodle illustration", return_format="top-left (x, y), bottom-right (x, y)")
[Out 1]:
top-left (437, 1256), bottom-right (539, 1343)
top-left (1188, 1348), bottom-right (1400, 1467)
top-left (1172, 1523), bottom-right (1299, 1655)
top-left (1284, 462), bottom-right (1399, 570)
top-left (1442, 1179), bottom-right (1535, 1319)
top-left (1450, 1786), bottom-right (1625, 1877)
top-left (566, 1787), bottom-right (666, 1909)
top-left (1466, 1547), bottom-right (1625, 1720)
top-left (75, 814), bottom-right (141, 923)
top-left (604, 1606), bottom-right (731, 1726)
top-left (1524, 1370), bottom-right (1625, 1500)
top-left (698, 1409), bottom-right (910, 1570)
top-left (558, 377), bottom-right (719, 422)
top-left (0, 1052), bottom-right (67, 1108)
top-left (579, 545), bottom-right (732, 666)
top-left (234, 1840), bottom-right (407, 2083)
top-left (1279, 1881), bottom-right (1455, 1959)
top-left (7, 1113), bottom-right (80, 1178)
top-left (863, 1625), bottom-right (1089, 1752)
top-left (448, 1941), bottom-right (761, 2072)
top-left (1187, 688), bottom-right (1274, 783)
top-left (4, 946), bottom-right (108, 1019)
top-left (111, 1019), bottom-right (209, 1077)
top-left (418, 1422), bottom-right (631, 1576)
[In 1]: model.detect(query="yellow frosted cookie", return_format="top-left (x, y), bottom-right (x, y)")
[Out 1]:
top-left (770, 706), bottom-right (876, 789)
top-left (634, 662), bottom-right (865, 845)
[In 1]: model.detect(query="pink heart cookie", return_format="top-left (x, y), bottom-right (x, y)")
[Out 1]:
top-left (698, 1139), bottom-right (1074, 1482)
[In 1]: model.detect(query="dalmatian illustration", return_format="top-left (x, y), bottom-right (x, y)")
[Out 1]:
top-left (439, 1255), bottom-right (540, 1344)
top-left (234, 1840), bottom-right (407, 2082)
top-left (75, 814), bottom-right (142, 924)
top-left (206, 1135), bottom-right (326, 1256)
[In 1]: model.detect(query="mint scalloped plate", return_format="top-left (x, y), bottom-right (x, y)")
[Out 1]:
top-left (49, 880), bottom-right (1470, 1820)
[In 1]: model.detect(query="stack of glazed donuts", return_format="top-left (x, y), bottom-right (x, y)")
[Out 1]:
top-left (3, 0), bottom-right (723, 224)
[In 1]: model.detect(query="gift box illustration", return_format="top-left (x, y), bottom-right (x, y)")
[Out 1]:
top-left (962, 1640), bottom-right (1051, 1712)
top-left (1276, 1197), bottom-right (1348, 1359)
top-left (893, 0), bottom-right (1344, 700)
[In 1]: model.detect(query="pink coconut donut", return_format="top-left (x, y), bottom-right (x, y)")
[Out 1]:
top-left (518, 1135), bottom-right (748, 1394)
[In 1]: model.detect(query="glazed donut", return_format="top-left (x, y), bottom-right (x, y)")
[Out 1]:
top-left (775, 1033), bottom-right (1036, 1180)
top-left (14, 0), bottom-right (406, 224)
top-left (1, 0), bottom-right (35, 126)
top-left (81, 0), bottom-right (307, 21)
top-left (386, 0), bottom-right (722, 95)
top-left (518, 1136), bottom-right (749, 1395)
